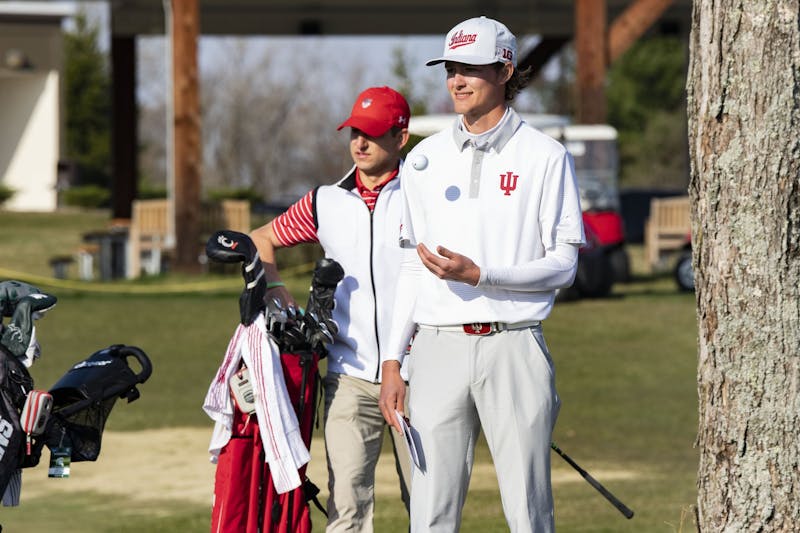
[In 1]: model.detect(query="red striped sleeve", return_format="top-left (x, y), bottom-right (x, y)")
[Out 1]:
top-left (272, 190), bottom-right (319, 246)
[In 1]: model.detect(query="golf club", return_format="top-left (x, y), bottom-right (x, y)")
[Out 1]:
top-left (551, 442), bottom-right (634, 519)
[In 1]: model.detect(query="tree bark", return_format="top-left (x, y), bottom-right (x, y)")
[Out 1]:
top-left (688, 2), bottom-right (800, 531)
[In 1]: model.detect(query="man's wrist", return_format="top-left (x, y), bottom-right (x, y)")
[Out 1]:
top-left (382, 359), bottom-right (402, 372)
top-left (472, 266), bottom-right (483, 287)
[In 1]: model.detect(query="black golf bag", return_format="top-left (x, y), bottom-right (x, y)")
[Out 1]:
top-left (42, 344), bottom-right (152, 463)
top-left (0, 280), bottom-right (55, 497)
top-left (0, 280), bottom-right (152, 504)
top-left (0, 343), bottom-right (34, 496)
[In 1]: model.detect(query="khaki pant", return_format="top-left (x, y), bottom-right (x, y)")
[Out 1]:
top-left (407, 325), bottom-right (560, 533)
top-left (323, 373), bottom-right (411, 533)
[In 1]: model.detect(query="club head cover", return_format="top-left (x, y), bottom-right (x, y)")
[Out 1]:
top-left (312, 258), bottom-right (345, 289)
top-left (300, 258), bottom-right (344, 355)
top-left (206, 230), bottom-right (266, 326)
top-left (238, 263), bottom-right (266, 326)
top-left (205, 230), bottom-right (256, 265)
top-left (0, 281), bottom-right (56, 317)
top-left (0, 281), bottom-right (57, 360)
top-left (305, 258), bottom-right (343, 319)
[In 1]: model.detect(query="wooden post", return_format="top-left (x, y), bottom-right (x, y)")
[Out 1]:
top-left (608, 0), bottom-right (676, 62)
top-left (575, 0), bottom-right (607, 124)
top-left (171, 0), bottom-right (202, 272)
top-left (110, 35), bottom-right (137, 220)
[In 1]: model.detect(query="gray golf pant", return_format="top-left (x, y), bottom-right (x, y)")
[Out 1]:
top-left (407, 325), bottom-right (559, 533)
top-left (323, 373), bottom-right (412, 533)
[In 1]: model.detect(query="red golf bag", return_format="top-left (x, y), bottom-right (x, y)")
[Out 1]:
top-left (205, 231), bottom-right (343, 533)
top-left (210, 350), bottom-right (321, 533)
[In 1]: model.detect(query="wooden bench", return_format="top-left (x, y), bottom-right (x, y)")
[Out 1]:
top-left (128, 199), bottom-right (251, 278)
top-left (644, 195), bottom-right (690, 271)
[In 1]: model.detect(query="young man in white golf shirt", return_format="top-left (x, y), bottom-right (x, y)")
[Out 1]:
top-left (379, 16), bottom-right (585, 532)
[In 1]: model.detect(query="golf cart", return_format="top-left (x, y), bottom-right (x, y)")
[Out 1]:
top-left (407, 114), bottom-right (630, 299)
top-left (542, 122), bottom-right (630, 298)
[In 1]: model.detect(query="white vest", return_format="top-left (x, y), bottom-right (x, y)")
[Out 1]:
top-left (315, 166), bottom-right (411, 382)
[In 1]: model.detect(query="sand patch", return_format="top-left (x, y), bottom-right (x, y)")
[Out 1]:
top-left (18, 428), bottom-right (638, 507)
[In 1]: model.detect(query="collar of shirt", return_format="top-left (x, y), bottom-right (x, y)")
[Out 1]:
top-left (452, 106), bottom-right (522, 153)
top-left (355, 167), bottom-right (399, 195)
top-left (354, 167), bottom-right (399, 208)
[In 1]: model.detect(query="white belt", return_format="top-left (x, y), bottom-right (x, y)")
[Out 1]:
top-left (418, 320), bottom-right (541, 336)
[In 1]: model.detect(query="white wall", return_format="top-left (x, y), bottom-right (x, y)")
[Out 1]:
top-left (0, 15), bottom-right (66, 212)
top-left (1, 72), bottom-right (60, 211)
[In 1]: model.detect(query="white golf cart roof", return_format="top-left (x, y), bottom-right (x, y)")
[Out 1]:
top-left (407, 113), bottom-right (617, 142)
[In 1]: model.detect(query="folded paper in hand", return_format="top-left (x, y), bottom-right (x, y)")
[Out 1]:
top-left (395, 410), bottom-right (421, 469)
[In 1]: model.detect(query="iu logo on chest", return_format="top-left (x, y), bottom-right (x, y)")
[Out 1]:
top-left (499, 171), bottom-right (519, 196)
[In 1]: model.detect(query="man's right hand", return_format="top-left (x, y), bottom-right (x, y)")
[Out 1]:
top-left (380, 360), bottom-right (406, 432)
top-left (265, 284), bottom-right (296, 311)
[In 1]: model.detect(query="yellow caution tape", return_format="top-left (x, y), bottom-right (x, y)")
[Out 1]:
top-left (0, 261), bottom-right (317, 295)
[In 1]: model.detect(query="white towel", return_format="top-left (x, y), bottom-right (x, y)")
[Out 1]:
top-left (203, 314), bottom-right (310, 494)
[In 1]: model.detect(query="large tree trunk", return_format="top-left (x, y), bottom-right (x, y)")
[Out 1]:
top-left (688, 2), bottom-right (800, 531)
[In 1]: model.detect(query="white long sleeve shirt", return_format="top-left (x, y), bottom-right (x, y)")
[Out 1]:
top-left (384, 108), bottom-right (585, 363)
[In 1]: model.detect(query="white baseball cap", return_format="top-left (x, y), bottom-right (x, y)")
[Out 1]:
top-left (426, 16), bottom-right (517, 67)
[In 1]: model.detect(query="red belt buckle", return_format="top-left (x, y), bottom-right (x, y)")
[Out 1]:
top-left (463, 323), bottom-right (491, 335)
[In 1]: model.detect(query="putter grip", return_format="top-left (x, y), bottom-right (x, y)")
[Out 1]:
top-left (581, 468), bottom-right (634, 519)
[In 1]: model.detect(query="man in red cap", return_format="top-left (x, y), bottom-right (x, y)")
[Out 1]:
top-left (250, 86), bottom-right (413, 532)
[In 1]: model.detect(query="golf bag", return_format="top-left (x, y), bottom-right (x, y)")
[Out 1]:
top-left (43, 344), bottom-right (152, 463)
top-left (0, 280), bottom-right (57, 501)
top-left (0, 280), bottom-right (152, 506)
top-left (0, 342), bottom-right (34, 500)
top-left (205, 230), bottom-right (343, 533)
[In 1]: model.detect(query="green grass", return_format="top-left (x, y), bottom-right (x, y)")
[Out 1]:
top-left (0, 209), bottom-right (109, 276)
top-left (0, 209), bottom-right (700, 532)
top-left (2, 491), bottom-right (211, 532)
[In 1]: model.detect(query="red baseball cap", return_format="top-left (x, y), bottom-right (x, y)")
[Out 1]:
top-left (337, 86), bottom-right (410, 137)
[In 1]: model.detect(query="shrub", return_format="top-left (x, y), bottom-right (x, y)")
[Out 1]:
top-left (0, 184), bottom-right (15, 206)
top-left (137, 184), bottom-right (168, 199)
top-left (62, 184), bottom-right (110, 208)
top-left (206, 187), bottom-right (260, 204)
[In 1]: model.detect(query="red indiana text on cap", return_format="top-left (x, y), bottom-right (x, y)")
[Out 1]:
top-left (449, 30), bottom-right (477, 50)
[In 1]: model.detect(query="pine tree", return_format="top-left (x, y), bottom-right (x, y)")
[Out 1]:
top-left (64, 11), bottom-right (111, 190)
